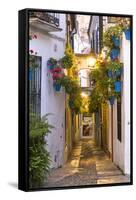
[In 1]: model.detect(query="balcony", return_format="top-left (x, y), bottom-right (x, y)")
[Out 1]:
top-left (29, 12), bottom-right (62, 32)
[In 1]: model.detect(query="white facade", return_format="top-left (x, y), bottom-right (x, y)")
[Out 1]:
top-left (74, 15), bottom-right (90, 54)
top-left (29, 14), bottom-right (66, 168)
top-left (108, 34), bottom-right (131, 175)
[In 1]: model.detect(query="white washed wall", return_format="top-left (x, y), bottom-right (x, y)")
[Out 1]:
top-left (113, 34), bottom-right (130, 175)
top-left (29, 14), bottom-right (66, 168)
top-left (121, 33), bottom-right (130, 174)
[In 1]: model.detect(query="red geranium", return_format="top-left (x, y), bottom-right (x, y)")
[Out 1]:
top-left (52, 67), bottom-right (62, 73)
top-left (52, 73), bottom-right (61, 80)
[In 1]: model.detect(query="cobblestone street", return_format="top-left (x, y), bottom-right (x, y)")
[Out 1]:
top-left (44, 138), bottom-right (130, 187)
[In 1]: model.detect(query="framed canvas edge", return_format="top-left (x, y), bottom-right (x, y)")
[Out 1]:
top-left (18, 8), bottom-right (133, 192)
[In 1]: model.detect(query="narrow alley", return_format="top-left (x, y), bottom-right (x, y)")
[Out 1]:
top-left (44, 138), bottom-right (129, 187)
top-left (28, 11), bottom-right (131, 189)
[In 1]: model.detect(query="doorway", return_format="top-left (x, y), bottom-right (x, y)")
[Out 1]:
top-left (82, 115), bottom-right (93, 138)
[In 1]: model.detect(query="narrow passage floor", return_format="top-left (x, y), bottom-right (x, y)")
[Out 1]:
top-left (44, 138), bottom-right (130, 187)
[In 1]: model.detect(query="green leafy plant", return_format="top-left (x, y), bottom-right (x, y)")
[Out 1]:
top-left (60, 75), bottom-right (82, 113)
top-left (89, 89), bottom-right (102, 113)
top-left (90, 61), bottom-right (109, 102)
top-left (61, 76), bottom-right (81, 94)
top-left (106, 60), bottom-right (123, 72)
top-left (29, 113), bottom-right (54, 188)
top-left (47, 57), bottom-right (57, 66)
top-left (103, 25), bottom-right (123, 48)
top-left (118, 18), bottom-right (130, 31)
top-left (29, 55), bottom-right (39, 69)
top-left (61, 43), bottom-right (74, 69)
top-left (69, 93), bottom-right (82, 114)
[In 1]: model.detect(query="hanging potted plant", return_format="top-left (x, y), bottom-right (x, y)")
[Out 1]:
top-left (107, 70), bottom-right (113, 78)
top-left (103, 25), bottom-right (122, 49)
top-left (114, 80), bottom-right (121, 93)
top-left (52, 68), bottom-right (64, 92)
top-left (106, 60), bottom-right (123, 78)
top-left (124, 28), bottom-right (130, 40)
top-left (61, 54), bottom-right (73, 69)
top-left (61, 43), bottom-right (74, 69)
top-left (119, 18), bottom-right (130, 40)
top-left (53, 74), bottom-right (62, 92)
top-left (110, 48), bottom-right (120, 60)
top-left (68, 93), bottom-right (82, 114)
top-left (112, 36), bottom-right (120, 47)
top-left (53, 81), bottom-right (62, 92)
top-left (47, 57), bottom-right (57, 72)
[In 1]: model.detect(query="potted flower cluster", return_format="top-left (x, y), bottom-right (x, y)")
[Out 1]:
top-left (106, 60), bottom-right (123, 78)
top-left (106, 60), bottom-right (122, 104)
top-left (103, 25), bottom-right (122, 60)
top-left (47, 57), bottom-right (57, 72)
top-left (119, 18), bottom-right (130, 40)
top-left (47, 58), bottom-right (64, 92)
top-left (52, 67), bottom-right (64, 92)
top-left (60, 76), bottom-right (82, 113)
top-left (61, 43), bottom-right (74, 69)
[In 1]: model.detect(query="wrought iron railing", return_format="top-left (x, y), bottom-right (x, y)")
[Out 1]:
top-left (30, 12), bottom-right (60, 27)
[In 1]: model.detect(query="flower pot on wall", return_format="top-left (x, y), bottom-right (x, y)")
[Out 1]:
top-left (112, 36), bottom-right (120, 47)
top-left (54, 83), bottom-right (61, 92)
top-left (110, 48), bottom-right (120, 60)
top-left (47, 64), bottom-right (55, 72)
top-left (108, 96), bottom-right (115, 105)
top-left (107, 70), bottom-right (113, 78)
top-left (114, 81), bottom-right (121, 92)
top-left (115, 68), bottom-right (123, 77)
top-left (124, 29), bottom-right (130, 40)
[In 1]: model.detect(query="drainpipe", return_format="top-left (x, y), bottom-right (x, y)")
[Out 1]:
top-left (87, 16), bottom-right (92, 48)
top-left (99, 16), bottom-right (103, 51)
top-left (70, 15), bottom-right (77, 50)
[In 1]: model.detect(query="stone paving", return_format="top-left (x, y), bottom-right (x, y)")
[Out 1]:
top-left (43, 138), bottom-right (130, 187)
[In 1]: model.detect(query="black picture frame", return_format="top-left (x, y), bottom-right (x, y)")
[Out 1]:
top-left (19, 8), bottom-right (133, 192)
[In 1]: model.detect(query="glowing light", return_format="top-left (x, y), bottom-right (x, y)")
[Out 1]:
top-left (88, 57), bottom-right (96, 67)
top-left (81, 92), bottom-right (88, 98)
top-left (85, 105), bottom-right (88, 109)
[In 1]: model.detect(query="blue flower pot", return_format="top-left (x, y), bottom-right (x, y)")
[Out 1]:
top-left (112, 36), bottom-right (120, 47)
top-left (110, 48), bottom-right (120, 60)
top-left (48, 64), bottom-right (55, 71)
top-left (115, 68), bottom-right (122, 77)
top-left (54, 83), bottom-right (61, 92)
top-left (124, 29), bottom-right (130, 40)
top-left (114, 81), bottom-right (121, 92)
top-left (107, 70), bottom-right (113, 78)
top-left (109, 96), bottom-right (115, 105)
